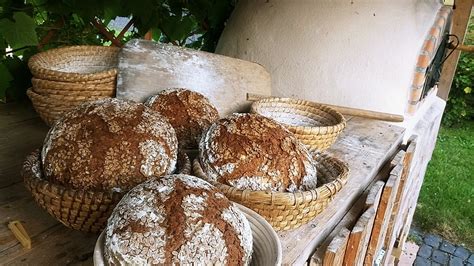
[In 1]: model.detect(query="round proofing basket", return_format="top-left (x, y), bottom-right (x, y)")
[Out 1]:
top-left (32, 78), bottom-right (115, 97)
top-left (93, 204), bottom-right (282, 266)
top-left (28, 45), bottom-right (119, 83)
top-left (27, 88), bottom-right (111, 126)
top-left (22, 150), bottom-right (191, 233)
top-left (251, 97), bottom-right (346, 151)
top-left (193, 153), bottom-right (349, 231)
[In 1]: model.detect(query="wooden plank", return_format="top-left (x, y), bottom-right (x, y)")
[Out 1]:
top-left (0, 117), bottom-right (49, 188)
top-left (382, 151), bottom-right (407, 265)
top-left (0, 183), bottom-right (59, 253)
top-left (365, 181), bottom-right (385, 210)
top-left (279, 117), bottom-right (404, 265)
top-left (382, 140), bottom-right (417, 264)
top-left (116, 39), bottom-right (272, 116)
top-left (309, 163), bottom-right (392, 265)
top-left (364, 164), bottom-right (402, 265)
top-left (438, 1), bottom-right (471, 100)
top-left (343, 207), bottom-right (377, 266)
top-left (323, 228), bottom-right (351, 266)
top-left (0, 224), bottom-right (97, 265)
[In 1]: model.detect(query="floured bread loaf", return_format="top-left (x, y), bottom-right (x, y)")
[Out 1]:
top-left (145, 88), bottom-right (219, 149)
top-left (104, 174), bottom-right (253, 265)
top-left (42, 98), bottom-right (178, 191)
top-left (199, 113), bottom-right (317, 192)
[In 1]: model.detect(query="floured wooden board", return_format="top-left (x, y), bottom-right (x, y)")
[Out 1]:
top-left (116, 39), bottom-right (272, 116)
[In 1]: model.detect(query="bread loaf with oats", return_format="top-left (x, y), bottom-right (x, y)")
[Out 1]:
top-left (41, 98), bottom-right (178, 191)
top-left (104, 174), bottom-right (253, 265)
top-left (145, 88), bottom-right (219, 149)
top-left (199, 113), bottom-right (317, 192)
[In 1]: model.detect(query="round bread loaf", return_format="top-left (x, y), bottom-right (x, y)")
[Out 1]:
top-left (145, 88), bottom-right (219, 149)
top-left (199, 113), bottom-right (317, 192)
top-left (42, 98), bottom-right (178, 191)
top-left (104, 174), bottom-right (253, 265)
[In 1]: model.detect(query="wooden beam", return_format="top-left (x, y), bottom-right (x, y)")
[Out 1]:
top-left (437, 0), bottom-right (473, 100)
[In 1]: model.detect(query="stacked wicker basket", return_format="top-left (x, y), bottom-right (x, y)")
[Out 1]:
top-left (27, 46), bottom-right (120, 126)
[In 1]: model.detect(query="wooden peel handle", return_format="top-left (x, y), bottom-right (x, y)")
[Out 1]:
top-left (247, 93), bottom-right (404, 123)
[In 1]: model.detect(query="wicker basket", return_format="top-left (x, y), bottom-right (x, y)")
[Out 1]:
top-left (193, 152), bottom-right (349, 231)
top-left (251, 97), bottom-right (346, 151)
top-left (32, 78), bottom-right (115, 97)
top-left (27, 88), bottom-right (111, 126)
top-left (28, 46), bottom-right (119, 83)
top-left (23, 150), bottom-right (191, 233)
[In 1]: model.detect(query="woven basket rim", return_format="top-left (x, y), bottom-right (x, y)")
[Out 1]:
top-left (193, 152), bottom-right (349, 206)
top-left (251, 97), bottom-right (347, 133)
top-left (28, 45), bottom-right (119, 82)
top-left (23, 149), bottom-right (191, 195)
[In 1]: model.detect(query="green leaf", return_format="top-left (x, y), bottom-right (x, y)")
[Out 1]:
top-left (0, 12), bottom-right (38, 48)
top-left (0, 63), bottom-right (13, 102)
top-left (464, 87), bottom-right (472, 94)
top-left (160, 15), bottom-right (195, 42)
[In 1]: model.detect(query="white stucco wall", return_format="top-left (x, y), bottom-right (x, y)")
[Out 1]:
top-left (216, 0), bottom-right (442, 116)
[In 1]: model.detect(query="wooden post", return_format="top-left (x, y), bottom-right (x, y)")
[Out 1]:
top-left (437, 0), bottom-right (473, 100)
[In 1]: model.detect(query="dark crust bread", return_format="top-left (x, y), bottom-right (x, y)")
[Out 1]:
top-left (104, 174), bottom-right (252, 265)
top-left (42, 98), bottom-right (178, 191)
top-left (199, 113), bottom-right (317, 192)
top-left (145, 89), bottom-right (219, 149)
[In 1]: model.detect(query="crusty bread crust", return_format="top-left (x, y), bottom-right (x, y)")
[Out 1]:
top-left (104, 174), bottom-right (252, 265)
top-left (145, 89), bottom-right (219, 149)
top-left (199, 113), bottom-right (317, 192)
top-left (42, 98), bottom-right (178, 191)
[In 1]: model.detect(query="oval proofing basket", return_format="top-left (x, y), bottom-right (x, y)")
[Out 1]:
top-left (193, 153), bottom-right (349, 231)
top-left (22, 150), bottom-right (191, 233)
top-left (251, 97), bottom-right (346, 151)
top-left (93, 204), bottom-right (282, 266)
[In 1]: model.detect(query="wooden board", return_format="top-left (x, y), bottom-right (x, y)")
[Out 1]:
top-left (309, 167), bottom-right (391, 266)
top-left (116, 39), bottom-right (272, 116)
top-left (364, 163), bottom-right (402, 265)
top-left (323, 228), bottom-right (351, 266)
top-left (279, 117), bottom-right (404, 265)
top-left (365, 181), bottom-right (385, 210)
top-left (344, 207), bottom-right (377, 266)
top-left (382, 141), bottom-right (416, 264)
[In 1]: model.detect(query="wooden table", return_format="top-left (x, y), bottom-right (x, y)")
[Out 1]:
top-left (0, 103), bottom-right (404, 265)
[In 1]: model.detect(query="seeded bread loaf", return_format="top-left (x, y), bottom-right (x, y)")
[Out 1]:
top-left (145, 88), bottom-right (219, 149)
top-left (199, 113), bottom-right (317, 192)
top-left (104, 174), bottom-right (253, 265)
top-left (42, 98), bottom-right (178, 191)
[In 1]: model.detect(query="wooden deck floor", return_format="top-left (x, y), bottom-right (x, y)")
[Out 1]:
top-left (0, 102), bottom-right (405, 265)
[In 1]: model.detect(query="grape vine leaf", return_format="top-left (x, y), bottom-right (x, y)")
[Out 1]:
top-left (0, 12), bottom-right (39, 49)
top-left (0, 63), bottom-right (13, 102)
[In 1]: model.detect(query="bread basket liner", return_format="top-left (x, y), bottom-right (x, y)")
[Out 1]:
top-left (251, 97), bottom-right (346, 151)
top-left (22, 149), bottom-right (191, 233)
top-left (93, 203), bottom-right (282, 266)
top-left (193, 152), bottom-right (349, 231)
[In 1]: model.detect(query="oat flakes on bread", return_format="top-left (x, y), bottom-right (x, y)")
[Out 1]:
top-left (104, 174), bottom-right (253, 265)
top-left (145, 88), bottom-right (219, 149)
top-left (199, 113), bottom-right (317, 192)
top-left (42, 98), bottom-right (178, 191)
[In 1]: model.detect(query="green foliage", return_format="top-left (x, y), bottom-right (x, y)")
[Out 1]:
top-left (0, 0), bottom-right (235, 102)
top-left (442, 14), bottom-right (474, 127)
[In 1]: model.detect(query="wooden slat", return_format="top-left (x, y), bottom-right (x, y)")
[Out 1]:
top-left (382, 140), bottom-right (417, 264)
top-left (365, 181), bottom-right (385, 210)
top-left (309, 164), bottom-right (392, 266)
top-left (280, 117), bottom-right (404, 265)
top-left (343, 207), bottom-right (377, 266)
top-left (323, 228), bottom-right (351, 266)
top-left (364, 163), bottom-right (402, 265)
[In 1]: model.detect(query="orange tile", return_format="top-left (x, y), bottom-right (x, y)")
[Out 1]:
top-left (412, 72), bottom-right (426, 87)
top-left (416, 55), bottom-right (431, 68)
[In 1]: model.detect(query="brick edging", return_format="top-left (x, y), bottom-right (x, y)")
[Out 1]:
top-left (406, 6), bottom-right (452, 115)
